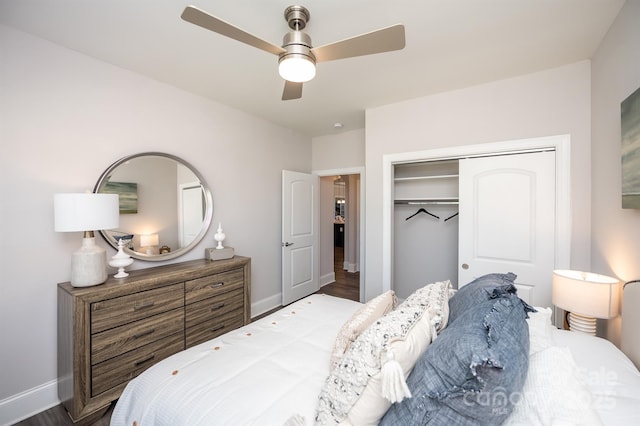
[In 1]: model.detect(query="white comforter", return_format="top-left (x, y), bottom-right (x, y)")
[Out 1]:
top-left (112, 293), bottom-right (640, 426)
top-left (110, 294), bottom-right (361, 426)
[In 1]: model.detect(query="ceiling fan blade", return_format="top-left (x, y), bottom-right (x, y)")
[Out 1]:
top-left (282, 81), bottom-right (303, 100)
top-left (312, 24), bottom-right (405, 63)
top-left (181, 6), bottom-right (285, 56)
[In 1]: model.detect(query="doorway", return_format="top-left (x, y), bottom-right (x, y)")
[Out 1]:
top-left (315, 168), bottom-right (365, 302)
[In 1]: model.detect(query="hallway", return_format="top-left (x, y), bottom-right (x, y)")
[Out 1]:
top-left (315, 246), bottom-right (359, 302)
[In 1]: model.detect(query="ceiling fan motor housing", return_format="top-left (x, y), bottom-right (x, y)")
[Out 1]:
top-left (280, 31), bottom-right (316, 63)
top-left (284, 5), bottom-right (310, 30)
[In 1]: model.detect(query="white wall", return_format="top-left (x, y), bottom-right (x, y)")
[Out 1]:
top-left (312, 129), bottom-right (365, 171)
top-left (590, 0), bottom-right (640, 341)
top-left (0, 25), bottom-right (311, 422)
top-left (364, 61), bottom-right (592, 301)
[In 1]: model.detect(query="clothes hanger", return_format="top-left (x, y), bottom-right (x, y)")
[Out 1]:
top-left (444, 212), bottom-right (459, 222)
top-left (405, 208), bottom-right (440, 220)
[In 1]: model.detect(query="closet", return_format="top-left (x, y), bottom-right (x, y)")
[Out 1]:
top-left (392, 150), bottom-right (556, 307)
top-left (393, 160), bottom-right (460, 300)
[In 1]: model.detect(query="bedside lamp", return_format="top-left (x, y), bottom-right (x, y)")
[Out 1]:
top-left (552, 269), bottom-right (621, 335)
top-left (140, 233), bottom-right (159, 255)
top-left (54, 193), bottom-right (119, 287)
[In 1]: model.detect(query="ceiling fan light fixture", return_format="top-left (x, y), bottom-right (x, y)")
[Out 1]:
top-left (278, 54), bottom-right (316, 83)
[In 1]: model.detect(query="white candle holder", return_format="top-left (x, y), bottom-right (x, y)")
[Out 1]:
top-left (214, 223), bottom-right (226, 249)
top-left (109, 238), bottom-right (134, 278)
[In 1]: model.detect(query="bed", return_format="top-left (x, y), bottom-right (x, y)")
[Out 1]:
top-left (110, 275), bottom-right (640, 426)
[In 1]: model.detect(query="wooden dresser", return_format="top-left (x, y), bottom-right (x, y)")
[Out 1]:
top-left (57, 256), bottom-right (251, 425)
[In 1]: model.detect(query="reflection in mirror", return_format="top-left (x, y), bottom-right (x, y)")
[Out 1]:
top-left (94, 152), bottom-right (213, 261)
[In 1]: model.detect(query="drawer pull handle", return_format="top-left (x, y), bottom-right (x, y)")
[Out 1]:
top-left (208, 282), bottom-right (224, 289)
top-left (211, 324), bottom-right (225, 333)
top-left (134, 301), bottom-right (155, 311)
top-left (210, 303), bottom-right (225, 312)
top-left (134, 328), bottom-right (155, 339)
top-left (134, 355), bottom-right (155, 367)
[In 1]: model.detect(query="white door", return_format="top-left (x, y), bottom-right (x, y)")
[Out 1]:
top-left (458, 151), bottom-right (556, 307)
top-left (282, 170), bottom-right (319, 305)
top-left (179, 182), bottom-right (204, 248)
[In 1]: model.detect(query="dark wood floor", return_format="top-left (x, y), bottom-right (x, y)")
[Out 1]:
top-left (14, 404), bottom-right (114, 426)
top-left (315, 246), bottom-right (360, 302)
top-left (16, 247), bottom-right (359, 425)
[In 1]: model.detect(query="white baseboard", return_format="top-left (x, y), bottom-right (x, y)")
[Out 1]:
top-left (251, 293), bottom-right (282, 318)
top-left (343, 262), bottom-right (359, 273)
top-left (0, 379), bottom-right (59, 426)
top-left (319, 272), bottom-right (335, 287)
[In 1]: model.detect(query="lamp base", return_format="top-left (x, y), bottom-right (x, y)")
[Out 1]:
top-left (70, 237), bottom-right (107, 287)
top-left (568, 312), bottom-right (597, 336)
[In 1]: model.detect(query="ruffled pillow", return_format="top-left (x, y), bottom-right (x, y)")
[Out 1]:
top-left (381, 290), bottom-right (532, 426)
top-left (448, 272), bottom-right (518, 324)
top-left (329, 290), bottom-right (397, 371)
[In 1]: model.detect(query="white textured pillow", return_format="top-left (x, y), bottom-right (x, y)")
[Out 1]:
top-left (316, 280), bottom-right (451, 426)
top-left (329, 290), bottom-right (397, 371)
top-left (527, 307), bottom-right (555, 355)
top-left (504, 345), bottom-right (603, 426)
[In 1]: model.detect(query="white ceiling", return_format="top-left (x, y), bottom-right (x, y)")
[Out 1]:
top-left (0, 0), bottom-right (625, 137)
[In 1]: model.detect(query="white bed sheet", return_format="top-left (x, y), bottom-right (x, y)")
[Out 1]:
top-left (551, 329), bottom-right (640, 426)
top-left (110, 294), bottom-right (362, 426)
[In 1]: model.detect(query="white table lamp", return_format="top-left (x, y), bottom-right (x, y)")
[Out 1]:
top-left (552, 269), bottom-right (621, 335)
top-left (140, 233), bottom-right (159, 254)
top-left (54, 193), bottom-right (119, 287)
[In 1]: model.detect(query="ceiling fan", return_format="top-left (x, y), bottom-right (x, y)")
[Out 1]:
top-left (181, 5), bottom-right (405, 101)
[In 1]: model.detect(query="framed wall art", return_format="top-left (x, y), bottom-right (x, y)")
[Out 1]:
top-left (622, 86), bottom-right (640, 209)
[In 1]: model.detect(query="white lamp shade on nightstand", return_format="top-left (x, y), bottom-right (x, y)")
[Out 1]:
top-left (54, 193), bottom-right (120, 287)
top-left (552, 269), bottom-right (621, 335)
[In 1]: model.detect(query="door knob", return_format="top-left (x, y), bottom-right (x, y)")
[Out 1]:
top-left (282, 242), bottom-right (294, 247)
top-left (461, 263), bottom-right (469, 270)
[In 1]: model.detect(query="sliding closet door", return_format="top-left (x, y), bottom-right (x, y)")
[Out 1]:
top-left (458, 151), bottom-right (555, 307)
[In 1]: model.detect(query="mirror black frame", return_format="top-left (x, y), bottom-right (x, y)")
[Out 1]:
top-left (94, 152), bottom-right (213, 261)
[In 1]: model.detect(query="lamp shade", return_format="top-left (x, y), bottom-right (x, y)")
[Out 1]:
top-left (54, 193), bottom-right (119, 232)
top-left (552, 269), bottom-right (621, 319)
top-left (140, 233), bottom-right (159, 247)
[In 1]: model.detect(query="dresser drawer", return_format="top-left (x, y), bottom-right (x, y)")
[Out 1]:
top-left (91, 283), bottom-right (184, 333)
top-left (186, 308), bottom-right (244, 348)
top-left (185, 269), bottom-right (244, 305)
top-left (91, 332), bottom-right (184, 396)
top-left (91, 307), bottom-right (184, 365)
top-left (186, 287), bottom-right (244, 329)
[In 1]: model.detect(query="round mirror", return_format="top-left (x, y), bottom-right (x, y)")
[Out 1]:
top-left (94, 152), bottom-right (213, 261)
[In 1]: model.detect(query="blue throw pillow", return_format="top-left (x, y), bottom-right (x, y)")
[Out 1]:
top-left (380, 291), bottom-right (532, 426)
top-left (448, 272), bottom-right (518, 324)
